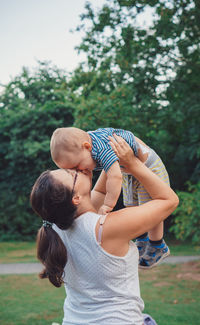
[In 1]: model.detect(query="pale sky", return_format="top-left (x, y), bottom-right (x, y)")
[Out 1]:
top-left (0, 0), bottom-right (154, 86)
top-left (0, 0), bottom-right (103, 85)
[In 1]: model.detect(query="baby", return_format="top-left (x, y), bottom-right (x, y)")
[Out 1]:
top-left (50, 127), bottom-right (170, 268)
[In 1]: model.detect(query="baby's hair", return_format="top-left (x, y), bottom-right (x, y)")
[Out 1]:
top-left (50, 127), bottom-right (88, 163)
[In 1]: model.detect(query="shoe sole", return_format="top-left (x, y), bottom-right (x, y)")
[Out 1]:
top-left (139, 249), bottom-right (170, 270)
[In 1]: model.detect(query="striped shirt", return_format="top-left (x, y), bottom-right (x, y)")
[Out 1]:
top-left (87, 128), bottom-right (138, 172)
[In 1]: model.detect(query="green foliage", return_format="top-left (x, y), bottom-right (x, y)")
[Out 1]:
top-left (152, 0), bottom-right (200, 188)
top-left (73, 82), bottom-right (159, 141)
top-left (72, 0), bottom-right (200, 189)
top-left (170, 183), bottom-right (200, 244)
top-left (0, 62), bottom-right (74, 240)
top-left (1, 1), bottom-right (200, 240)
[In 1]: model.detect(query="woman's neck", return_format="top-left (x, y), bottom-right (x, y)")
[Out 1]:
top-left (76, 200), bottom-right (97, 217)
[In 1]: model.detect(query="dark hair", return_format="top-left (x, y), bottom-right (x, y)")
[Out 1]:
top-left (30, 170), bottom-right (77, 287)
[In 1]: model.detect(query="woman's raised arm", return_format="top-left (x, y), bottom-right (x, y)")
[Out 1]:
top-left (103, 135), bottom-right (179, 241)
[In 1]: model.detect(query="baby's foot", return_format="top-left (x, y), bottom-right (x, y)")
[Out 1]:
top-left (135, 235), bottom-right (149, 258)
top-left (139, 240), bottom-right (170, 269)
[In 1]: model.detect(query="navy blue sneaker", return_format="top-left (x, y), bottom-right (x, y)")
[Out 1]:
top-left (139, 240), bottom-right (170, 269)
top-left (135, 236), bottom-right (149, 258)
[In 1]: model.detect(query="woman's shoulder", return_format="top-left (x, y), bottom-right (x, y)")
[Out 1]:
top-left (53, 212), bottom-right (101, 247)
top-left (78, 211), bottom-right (102, 236)
top-left (76, 211), bottom-right (100, 223)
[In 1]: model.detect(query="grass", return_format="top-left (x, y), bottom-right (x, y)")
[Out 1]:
top-left (0, 239), bottom-right (199, 264)
top-left (0, 261), bottom-right (199, 325)
top-left (166, 238), bottom-right (200, 256)
top-left (0, 242), bottom-right (37, 263)
top-left (139, 261), bottom-right (200, 325)
top-left (0, 273), bottom-right (65, 325)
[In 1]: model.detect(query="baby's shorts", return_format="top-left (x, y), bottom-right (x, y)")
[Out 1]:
top-left (122, 148), bottom-right (170, 207)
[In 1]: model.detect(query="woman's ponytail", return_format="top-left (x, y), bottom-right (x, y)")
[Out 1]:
top-left (30, 170), bottom-right (77, 287)
top-left (37, 226), bottom-right (67, 287)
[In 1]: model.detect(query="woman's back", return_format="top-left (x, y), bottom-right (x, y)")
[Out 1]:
top-left (54, 211), bottom-right (144, 325)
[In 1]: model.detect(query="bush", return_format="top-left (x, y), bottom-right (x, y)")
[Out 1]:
top-left (170, 182), bottom-right (200, 244)
top-left (0, 64), bottom-right (74, 240)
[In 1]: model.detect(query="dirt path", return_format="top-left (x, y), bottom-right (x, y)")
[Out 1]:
top-left (0, 255), bottom-right (200, 275)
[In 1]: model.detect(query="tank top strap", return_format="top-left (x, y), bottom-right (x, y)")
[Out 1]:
top-left (97, 214), bottom-right (108, 245)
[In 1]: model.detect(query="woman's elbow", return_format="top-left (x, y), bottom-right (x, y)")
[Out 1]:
top-left (172, 193), bottom-right (179, 211)
top-left (118, 172), bottom-right (123, 182)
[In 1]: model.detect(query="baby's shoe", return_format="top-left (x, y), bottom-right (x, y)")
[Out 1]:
top-left (135, 235), bottom-right (149, 258)
top-left (143, 313), bottom-right (157, 325)
top-left (139, 239), bottom-right (170, 269)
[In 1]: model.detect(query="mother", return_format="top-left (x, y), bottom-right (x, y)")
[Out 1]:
top-left (30, 135), bottom-right (178, 325)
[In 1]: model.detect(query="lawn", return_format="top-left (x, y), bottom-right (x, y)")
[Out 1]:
top-left (139, 261), bottom-right (200, 325)
top-left (0, 262), bottom-right (199, 325)
top-left (0, 239), bottom-right (199, 263)
top-left (0, 273), bottom-right (65, 325)
top-left (0, 242), bottom-right (37, 263)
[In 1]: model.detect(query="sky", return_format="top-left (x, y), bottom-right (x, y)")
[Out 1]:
top-left (0, 0), bottom-right (103, 85)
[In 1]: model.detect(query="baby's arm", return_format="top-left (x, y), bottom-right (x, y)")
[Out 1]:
top-left (98, 161), bottom-right (122, 215)
top-left (91, 170), bottom-right (106, 211)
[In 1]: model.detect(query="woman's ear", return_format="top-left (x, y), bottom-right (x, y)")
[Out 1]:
top-left (82, 141), bottom-right (92, 151)
top-left (72, 194), bottom-right (81, 206)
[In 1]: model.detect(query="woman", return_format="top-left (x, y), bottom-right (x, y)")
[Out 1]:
top-left (30, 135), bottom-right (178, 325)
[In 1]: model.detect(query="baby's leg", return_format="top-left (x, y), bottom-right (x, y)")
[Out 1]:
top-left (135, 137), bottom-right (151, 163)
top-left (138, 150), bottom-right (170, 268)
top-left (122, 173), bottom-right (138, 207)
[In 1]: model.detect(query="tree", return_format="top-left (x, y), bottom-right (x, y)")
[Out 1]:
top-left (72, 0), bottom-right (161, 134)
top-left (0, 62), bottom-right (74, 240)
top-left (71, 0), bottom-right (200, 189)
top-left (1, 1), bottom-right (200, 241)
top-left (152, 0), bottom-right (200, 188)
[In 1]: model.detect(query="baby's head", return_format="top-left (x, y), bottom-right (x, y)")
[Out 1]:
top-left (50, 127), bottom-right (96, 171)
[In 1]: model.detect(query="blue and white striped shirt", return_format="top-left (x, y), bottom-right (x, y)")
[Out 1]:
top-left (87, 128), bottom-right (138, 172)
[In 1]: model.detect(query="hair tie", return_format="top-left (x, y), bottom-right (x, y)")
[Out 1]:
top-left (43, 220), bottom-right (53, 228)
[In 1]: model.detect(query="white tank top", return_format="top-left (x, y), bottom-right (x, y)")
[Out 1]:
top-left (53, 211), bottom-right (144, 325)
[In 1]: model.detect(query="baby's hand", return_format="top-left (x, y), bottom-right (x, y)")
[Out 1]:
top-left (98, 204), bottom-right (113, 215)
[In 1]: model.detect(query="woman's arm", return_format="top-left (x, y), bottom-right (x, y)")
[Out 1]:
top-left (102, 135), bottom-right (179, 241)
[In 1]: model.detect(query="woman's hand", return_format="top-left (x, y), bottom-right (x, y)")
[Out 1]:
top-left (108, 134), bottom-right (136, 172)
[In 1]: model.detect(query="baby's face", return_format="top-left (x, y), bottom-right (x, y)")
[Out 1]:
top-left (57, 148), bottom-right (96, 171)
